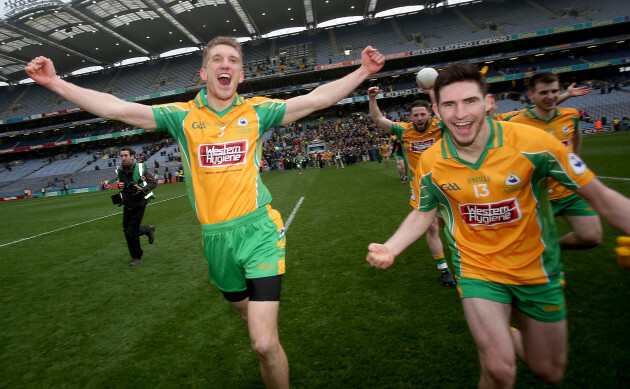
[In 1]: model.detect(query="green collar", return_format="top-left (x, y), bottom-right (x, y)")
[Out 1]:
top-left (194, 89), bottom-right (245, 117)
top-left (440, 117), bottom-right (503, 170)
top-left (523, 106), bottom-right (559, 124)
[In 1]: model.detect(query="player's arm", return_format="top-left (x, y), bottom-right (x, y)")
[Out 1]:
top-left (575, 178), bottom-right (630, 235)
top-left (573, 121), bottom-right (583, 155)
top-left (366, 208), bottom-right (437, 269)
top-left (367, 87), bottom-right (395, 130)
top-left (282, 46), bottom-right (384, 125)
top-left (557, 83), bottom-right (591, 105)
top-left (25, 56), bottom-right (157, 130)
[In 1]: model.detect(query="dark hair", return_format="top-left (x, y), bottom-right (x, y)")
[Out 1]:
top-left (119, 146), bottom-right (135, 156)
top-left (433, 62), bottom-right (487, 103)
top-left (202, 36), bottom-right (243, 68)
top-left (527, 72), bottom-right (559, 92)
top-left (409, 100), bottom-right (430, 110)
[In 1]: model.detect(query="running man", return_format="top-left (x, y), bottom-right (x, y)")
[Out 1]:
top-left (366, 62), bottom-right (630, 387)
top-left (368, 88), bottom-right (456, 287)
top-left (26, 37), bottom-right (384, 389)
top-left (504, 72), bottom-right (601, 249)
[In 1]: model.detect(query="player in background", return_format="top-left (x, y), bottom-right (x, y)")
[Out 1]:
top-left (485, 82), bottom-right (591, 119)
top-left (366, 62), bottom-right (630, 388)
top-left (391, 135), bottom-right (408, 183)
top-left (25, 38), bottom-right (384, 389)
top-left (380, 139), bottom-right (391, 168)
top-left (504, 73), bottom-right (601, 249)
top-left (368, 87), bottom-right (455, 287)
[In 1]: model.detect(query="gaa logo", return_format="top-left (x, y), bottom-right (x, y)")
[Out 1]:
top-left (198, 140), bottom-right (247, 168)
top-left (409, 139), bottom-right (435, 152)
top-left (440, 183), bottom-right (461, 191)
top-left (459, 198), bottom-right (522, 226)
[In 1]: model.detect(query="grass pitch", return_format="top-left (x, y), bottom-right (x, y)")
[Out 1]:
top-left (0, 132), bottom-right (629, 388)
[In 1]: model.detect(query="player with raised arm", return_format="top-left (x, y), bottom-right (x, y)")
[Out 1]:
top-left (504, 72), bottom-right (601, 250)
top-left (366, 62), bottom-right (630, 388)
top-left (368, 87), bottom-right (455, 287)
top-left (26, 37), bottom-right (384, 389)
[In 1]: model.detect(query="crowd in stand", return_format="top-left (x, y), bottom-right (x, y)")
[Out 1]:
top-left (262, 112), bottom-right (400, 172)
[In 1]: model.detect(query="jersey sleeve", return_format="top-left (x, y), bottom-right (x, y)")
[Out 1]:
top-left (544, 132), bottom-right (595, 190)
top-left (151, 102), bottom-right (191, 140)
top-left (391, 122), bottom-right (406, 138)
top-left (251, 98), bottom-right (287, 135)
top-left (416, 150), bottom-right (440, 212)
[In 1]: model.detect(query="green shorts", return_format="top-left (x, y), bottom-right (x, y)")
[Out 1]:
top-left (395, 155), bottom-right (404, 161)
top-left (201, 205), bottom-right (286, 292)
top-left (457, 273), bottom-right (566, 322)
top-left (552, 193), bottom-right (597, 217)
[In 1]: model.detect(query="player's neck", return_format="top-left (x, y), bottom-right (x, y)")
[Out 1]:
top-left (452, 123), bottom-right (490, 164)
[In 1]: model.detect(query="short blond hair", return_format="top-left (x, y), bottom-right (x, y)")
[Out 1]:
top-left (202, 36), bottom-right (243, 67)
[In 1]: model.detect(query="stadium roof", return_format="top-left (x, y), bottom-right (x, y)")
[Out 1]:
top-left (0, 0), bottom-right (470, 84)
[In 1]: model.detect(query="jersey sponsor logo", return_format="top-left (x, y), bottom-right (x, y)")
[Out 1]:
top-left (440, 183), bottom-right (461, 191)
top-left (468, 176), bottom-right (491, 184)
top-left (568, 153), bottom-right (587, 175)
top-left (192, 122), bottom-right (207, 129)
top-left (459, 198), bottom-right (522, 226)
top-left (560, 139), bottom-right (570, 148)
top-left (198, 140), bottom-right (248, 168)
top-left (409, 139), bottom-right (435, 152)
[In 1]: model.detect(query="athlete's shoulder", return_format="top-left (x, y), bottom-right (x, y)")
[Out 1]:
top-left (499, 120), bottom-right (559, 150)
top-left (499, 110), bottom-right (525, 121)
top-left (556, 106), bottom-right (579, 118)
top-left (246, 95), bottom-right (286, 109)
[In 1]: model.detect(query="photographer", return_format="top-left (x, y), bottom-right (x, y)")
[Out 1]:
top-left (115, 146), bottom-right (157, 266)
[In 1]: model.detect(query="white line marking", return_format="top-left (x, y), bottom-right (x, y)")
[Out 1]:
top-left (598, 176), bottom-right (630, 181)
top-left (0, 194), bottom-right (187, 248)
top-left (284, 196), bottom-right (305, 232)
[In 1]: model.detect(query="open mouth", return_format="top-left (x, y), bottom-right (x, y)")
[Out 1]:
top-left (218, 74), bottom-right (231, 86)
top-left (454, 121), bottom-right (473, 134)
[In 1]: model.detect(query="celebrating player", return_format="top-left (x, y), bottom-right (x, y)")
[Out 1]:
top-left (504, 72), bottom-right (601, 249)
top-left (26, 36), bottom-right (384, 389)
top-left (366, 62), bottom-right (630, 387)
top-left (368, 88), bottom-right (456, 287)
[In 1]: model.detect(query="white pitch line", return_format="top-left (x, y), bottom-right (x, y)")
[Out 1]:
top-left (598, 176), bottom-right (630, 181)
top-left (284, 196), bottom-right (305, 232)
top-left (0, 194), bottom-right (187, 248)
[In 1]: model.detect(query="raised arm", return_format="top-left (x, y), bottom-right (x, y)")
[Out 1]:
top-left (282, 46), bottom-right (384, 125)
top-left (366, 208), bottom-right (437, 269)
top-left (557, 83), bottom-right (591, 105)
top-left (575, 178), bottom-right (630, 235)
top-left (367, 87), bottom-right (394, 131)
top-left (25, 56), bottom-right (157, 130)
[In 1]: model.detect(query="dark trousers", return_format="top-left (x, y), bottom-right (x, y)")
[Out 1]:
top-left (122, 206), bottom-right (151, 259)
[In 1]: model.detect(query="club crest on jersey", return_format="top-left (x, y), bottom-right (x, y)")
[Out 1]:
top-left (409, 139), bottom-right (435, 152)
top-left (568, 153), bottom-right (587, 175)
top-left (504, 173), bottom-right (525, 193)
top-left (237, 117), bottom-right (249, 126)
top-left (459, 198), bottom-right (522, 226)
top-left (198, 140), bottom-right (247, 168)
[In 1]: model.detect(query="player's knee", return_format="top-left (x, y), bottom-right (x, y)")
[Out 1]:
top-left (576, 228), bottom-right (602, 247)
top-left (250, 336), bottom-right (279, 358)
top-left (482, 360), bottom-right (516, 388)
top-left (532, 363), bottom-right (565, 384)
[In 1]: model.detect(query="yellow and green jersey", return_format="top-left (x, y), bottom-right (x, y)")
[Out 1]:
top-left (504, 107), bottom-right (580, 200)
top-left (380, 144), bottom-right (390, 157)
top-left (391, 118), bottom-right (442, 208)
top-left (417, 118), bottom-right (594, 285)
top-left (152, 90), bottom-right (286, 225)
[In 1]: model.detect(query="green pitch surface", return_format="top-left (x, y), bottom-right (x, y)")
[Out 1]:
top-left (1, 132), bottom-right (629, 388)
